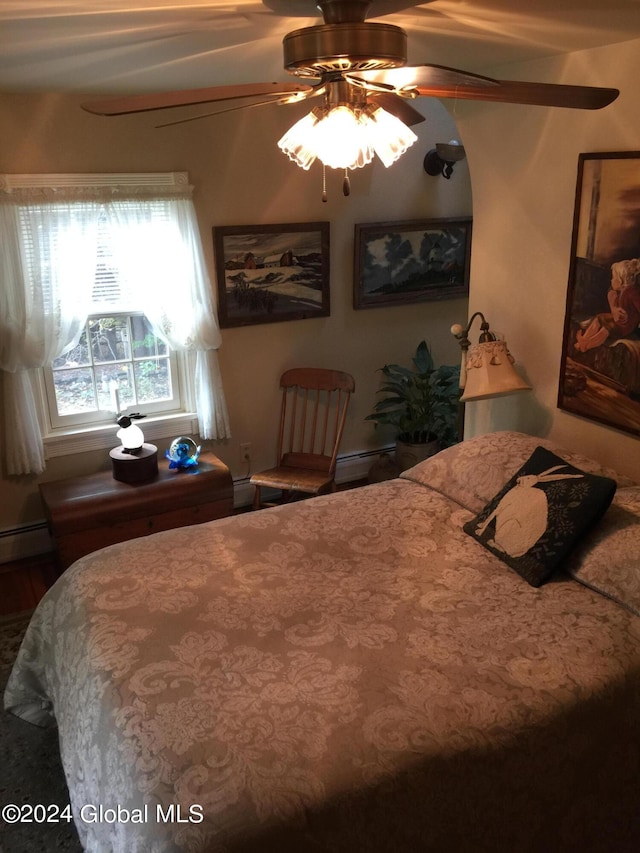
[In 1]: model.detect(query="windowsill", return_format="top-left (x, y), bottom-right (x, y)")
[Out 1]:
top-left (43, 412), bottom-right (200, 459)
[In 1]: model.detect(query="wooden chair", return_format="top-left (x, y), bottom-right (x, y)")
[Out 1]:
top-left (251, 367), bottom-right (355, 509)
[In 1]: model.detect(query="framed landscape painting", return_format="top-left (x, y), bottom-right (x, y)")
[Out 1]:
top-left (213, 222), bottom-right (330, 328)
top-left (558, 151), bottom-right (640, 438)
top-left (353, 217), bottom-right (472, 310)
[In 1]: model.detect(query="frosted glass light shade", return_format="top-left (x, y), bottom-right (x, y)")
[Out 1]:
top-left (367, 106), bottom-right (418, 167)
top-left (277, 104), bottom-right (417, 171)
top-left (460, 340), bottom-right (531, 402)
top-left (314, 106), bottom-right (374, 169)
top-left (277, 111), bottom-right (321, 170)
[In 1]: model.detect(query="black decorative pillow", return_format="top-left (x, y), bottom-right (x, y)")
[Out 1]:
top-left (463, 446), bottom-right (617, 587)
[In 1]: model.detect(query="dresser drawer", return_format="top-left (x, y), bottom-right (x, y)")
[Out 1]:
top-left (40, 453), bottom-right (233, 569)
top-left (54, 498), bottom-right (231, 567)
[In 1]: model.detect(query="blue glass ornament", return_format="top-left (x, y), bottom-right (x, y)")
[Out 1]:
top-left (166, 436), bottom-right (201, 470)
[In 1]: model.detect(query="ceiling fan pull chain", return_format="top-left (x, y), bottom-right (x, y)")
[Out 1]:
top-left (322, 164), bottom-right (328, 203)
top-left (343, 169), bottom-right (351, 196)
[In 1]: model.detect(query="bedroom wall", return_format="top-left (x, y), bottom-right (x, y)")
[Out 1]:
top-left (455, 37), bottom-right (640, 483)
top-left (0, 90), bottom-right (471, 550)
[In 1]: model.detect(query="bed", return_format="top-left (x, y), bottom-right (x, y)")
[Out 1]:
top-left (5, 430), bottom-right (640, 853)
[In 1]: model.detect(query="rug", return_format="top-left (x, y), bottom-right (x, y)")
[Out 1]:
top-left (0, 611), bottom-right (83, 853)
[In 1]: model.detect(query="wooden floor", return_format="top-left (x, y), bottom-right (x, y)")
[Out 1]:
top-left (0, 553), bottom-right (58, 616)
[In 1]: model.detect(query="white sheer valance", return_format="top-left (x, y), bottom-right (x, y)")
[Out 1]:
top-left (0, 173), bottom-right (230, 476)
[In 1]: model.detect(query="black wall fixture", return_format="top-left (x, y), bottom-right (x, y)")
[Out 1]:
top-left (424, 141), bottom-right (466, 179)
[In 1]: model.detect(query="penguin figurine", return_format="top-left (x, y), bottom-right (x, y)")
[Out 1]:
top-left (116, 413), bottom-right (146, 454)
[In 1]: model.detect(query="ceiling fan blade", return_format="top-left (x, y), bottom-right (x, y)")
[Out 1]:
top-left (348, 64), bottom-right (618, 110)
top-left (261, 0), bottom-right (430, 19)
top-left (347, 64), bottom-right (500, 93)
top-left (81, 82), bottom-right (314, 116)
top-left (156, 83), bottom-right (326, 128)
top-left (155, 97), bottom-right (294, 128)
top-left (365, 0), bottom-right (437, 19)
top-left (369, 91), bottom-right (425, 125)
top-left (423, 79), bottom-right (620, 110)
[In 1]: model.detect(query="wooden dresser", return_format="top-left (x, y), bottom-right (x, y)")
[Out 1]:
top-left (39, 452), bottom-right (233, 571)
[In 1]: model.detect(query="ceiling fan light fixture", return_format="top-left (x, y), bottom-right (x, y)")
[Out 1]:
top-left (283, 22), bottom-right (407, 77)
top-left (365, 104), bottom-right (418, 167)
top-left (278, 101), bottom-right (416, 172)
top-left (314, 105), bottom-right (375, 169)
top-left (277, 110), bottom-right (321, 170)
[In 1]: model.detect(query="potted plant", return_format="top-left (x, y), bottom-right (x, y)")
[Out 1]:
top-left (366, 340), bottom-right (461, 472)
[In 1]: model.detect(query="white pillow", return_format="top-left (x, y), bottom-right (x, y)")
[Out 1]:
top-left (400, 430), bottom-right (634, 513)
top-left (567, 486), bottom-right (640, 616)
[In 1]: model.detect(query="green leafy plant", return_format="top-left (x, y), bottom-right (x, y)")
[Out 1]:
top-left (366, 340), bottom-right (461, 448)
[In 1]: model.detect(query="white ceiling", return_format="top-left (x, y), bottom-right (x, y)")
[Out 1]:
top-left (1, 0), bottom-right (640, 95)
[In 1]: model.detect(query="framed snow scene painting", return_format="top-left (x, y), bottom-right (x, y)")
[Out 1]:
top-left (213, 221), bottom-right (330, 328)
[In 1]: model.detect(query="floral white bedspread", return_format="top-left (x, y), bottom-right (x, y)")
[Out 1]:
top-left (5, 472), bottom-right (640, 852)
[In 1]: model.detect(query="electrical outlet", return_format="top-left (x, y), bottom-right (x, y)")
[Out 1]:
top-left (240, 443), bottom-right (251, 465)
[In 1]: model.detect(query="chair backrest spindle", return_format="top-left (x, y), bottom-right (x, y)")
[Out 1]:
top-left (329, 389), bottom-right (349, 474)
top-left (287, 385), bottom-right (298, 455)
top-left (276, 387), bottom-right (288, 462)
top-left (320, 389), bottom-right (331, 456)
top-left (253, 367), bottom-right (355, 509)
top-left (310, 389), bottom-right (320, 454)
top-left (298, 388), bottom-right (309, 453)
top-left (276, 367), bottom-right (355, 475)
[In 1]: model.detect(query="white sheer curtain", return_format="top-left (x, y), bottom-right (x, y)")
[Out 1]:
top-left (0, 197), bottom-right (100, 474)
top-left (105, 194), bottom-right (230, 439)
top-left (0, 178), bottom-right (230, 477)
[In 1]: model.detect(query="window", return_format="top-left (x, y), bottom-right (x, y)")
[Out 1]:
top-left (46, 313), bottom-right (180, 427)
top-left (34, 205), bottom-right (183, 430)
top-left (0, 173), bottom-right (229, 476)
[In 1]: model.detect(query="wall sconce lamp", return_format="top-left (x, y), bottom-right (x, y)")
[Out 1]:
top-left (424, 140), bottom-right (466, 179)
top-left (451, 311), bottom-right (531, 439)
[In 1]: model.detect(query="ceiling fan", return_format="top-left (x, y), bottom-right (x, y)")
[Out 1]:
top-left (81, 0), bottom-right (619, 186)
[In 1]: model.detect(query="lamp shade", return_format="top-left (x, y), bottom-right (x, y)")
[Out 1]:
top-left (460, 340), bottom-right (531, 402)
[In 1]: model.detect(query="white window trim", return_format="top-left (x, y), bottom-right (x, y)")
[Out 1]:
top-left (35, 351), bottom-right (199, 459)
top-left (43, 412), bottom-right (201, 459)
top-left (0, 172), bottom-right (189, 192)
top-left (44, 312), bottom-right (182, 430)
